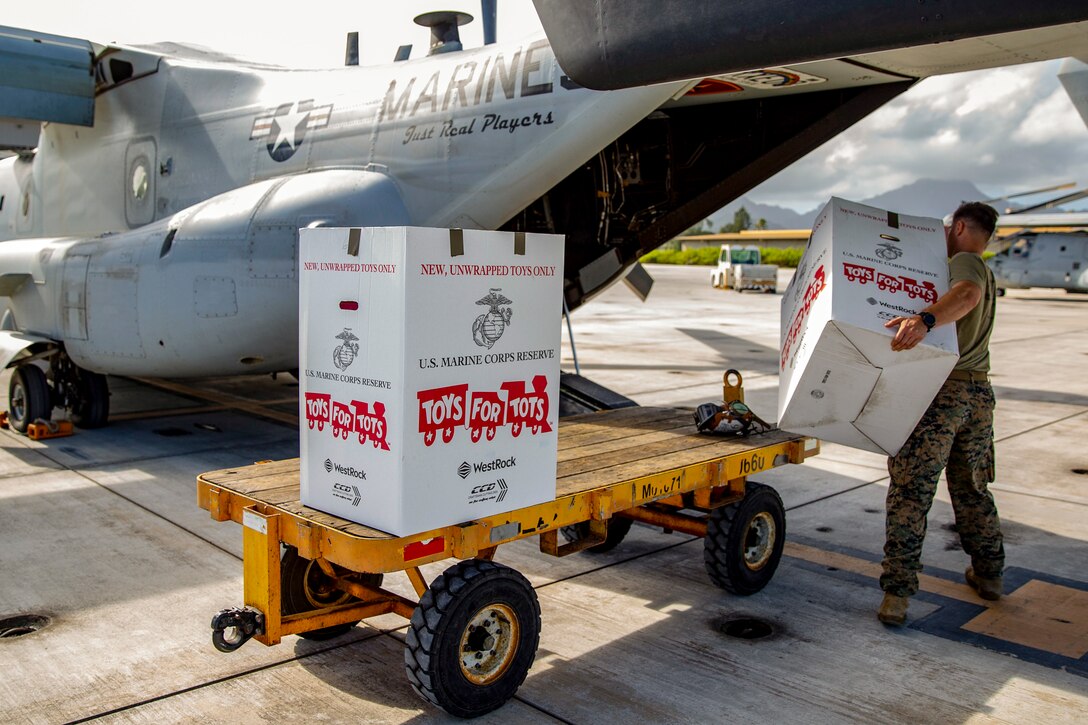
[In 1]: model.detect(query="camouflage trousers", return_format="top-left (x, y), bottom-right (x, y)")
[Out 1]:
top-left (880, 379), bottom-right (1004, 597)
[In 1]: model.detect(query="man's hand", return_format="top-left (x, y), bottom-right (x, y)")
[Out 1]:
top-left (886, 315), bottom-right (927, 351)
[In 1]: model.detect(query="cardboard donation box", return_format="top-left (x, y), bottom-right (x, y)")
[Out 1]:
top-left (778, 198), bottom-right (959, 455)
top-left (299, 227), bottom-right (564, 536)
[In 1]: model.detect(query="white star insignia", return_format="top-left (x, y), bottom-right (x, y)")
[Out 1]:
top-left (272, 102), bottom-right (310, 151)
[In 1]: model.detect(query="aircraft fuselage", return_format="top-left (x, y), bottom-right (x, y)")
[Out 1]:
top-left (0, 36), bottom-right (683, 376)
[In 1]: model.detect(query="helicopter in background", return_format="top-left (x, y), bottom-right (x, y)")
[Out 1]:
top-left (985, 58), bottom-right (1088, 295)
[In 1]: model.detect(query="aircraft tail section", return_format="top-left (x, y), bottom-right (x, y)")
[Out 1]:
top-left (1059, 58), bottom-right (1088, 129)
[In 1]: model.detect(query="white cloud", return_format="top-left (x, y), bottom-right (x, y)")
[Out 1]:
top-left (954, 68), bottom-right (1033, 117)
top-left (929, 129), bottom-right (961, 147)
top-left (752, 60), bottom-right (1088, 210)
top-left (866, 104), bottom-right (909, 131)
top-left (900, 74), bottom-right (959, 110)
top-left (1014, 88), bottom-right (1086, 144)
top-left (825, 138), bottom-right (864, 166)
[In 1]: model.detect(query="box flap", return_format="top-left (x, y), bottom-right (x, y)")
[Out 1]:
top-left (853, 353), bottom-right (958, 455)
top-left (779, 321), bottom-right (880, 431)
top-left (836, 319), bottom-right (957, 369)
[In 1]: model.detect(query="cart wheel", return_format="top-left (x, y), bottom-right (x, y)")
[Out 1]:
top-left (703, 482), bottom-right (786, 595)
top-left (404, 559), bottom-right (540, 718)
top-left (281, 546), bottom-right (382, 641)
top-left (559, 517), bottom-right (634, 553)
top-left (8, 365), bottom-right (51, 433)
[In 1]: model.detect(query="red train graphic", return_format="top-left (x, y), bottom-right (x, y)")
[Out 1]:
top-left (304, 375), bottom-right (553, 449)
top-left (417, 375), bottom-right (552, 446)
top-left (842, 263), bottom-right (938, 304)
top-left (303, 391), bottom-right (390, 450)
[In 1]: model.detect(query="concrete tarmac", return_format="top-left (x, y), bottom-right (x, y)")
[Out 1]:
top-left (0, 263), bottom-right (1085, 723)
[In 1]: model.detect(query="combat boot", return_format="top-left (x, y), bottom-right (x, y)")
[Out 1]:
top-left (965, 567), bottom-right (1002, 601)
top-left (877, 592), bottom-right (908, 626)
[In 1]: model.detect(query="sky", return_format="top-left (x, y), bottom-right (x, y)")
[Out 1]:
top-left (5, 1), bottom-right (1086, 213)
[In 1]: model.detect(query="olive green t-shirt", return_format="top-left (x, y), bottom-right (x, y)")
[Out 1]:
top-left (949, 252), bottom-right (995, 372)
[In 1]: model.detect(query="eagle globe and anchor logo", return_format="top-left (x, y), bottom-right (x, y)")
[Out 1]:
top-left (333, 329), bottom-right (360, 371)
top-left (875, 233), bottom-right (903, 261)
top-left (472, 289), bottom-right (513, 349)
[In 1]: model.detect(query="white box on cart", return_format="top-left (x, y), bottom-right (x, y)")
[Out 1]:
top-left (778, 198), bottom-right (959, 456)
top-left (299, 227), bottom-right (564, 536)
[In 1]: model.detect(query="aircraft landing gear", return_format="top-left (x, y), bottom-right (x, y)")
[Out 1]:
top-left (6, 352), bottom-right (111, 434)
top-left (52, 353), bottom-right (110, 429)
top-left (7, 364), bottom-right (52, 433)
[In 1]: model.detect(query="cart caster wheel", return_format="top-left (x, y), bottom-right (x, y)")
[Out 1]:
top-left (280, 546), bottom-right (382, 641)
top-left (8, 365), bottom-right (51, 434)
top-left (703, 482), bottom-right (785, 595)
top-left (404, 559), bottom-right (540, 718)
top-left (559, 516), bottom-right (633, 553)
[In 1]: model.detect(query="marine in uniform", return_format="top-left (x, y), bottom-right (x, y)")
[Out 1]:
top-left (878, 202), bottom-right (1004, 626)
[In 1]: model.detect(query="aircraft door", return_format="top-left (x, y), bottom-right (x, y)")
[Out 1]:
top-left (124, 139), bottom-right (157, 228)
top-left (62, 254), bottom-right (90, 341)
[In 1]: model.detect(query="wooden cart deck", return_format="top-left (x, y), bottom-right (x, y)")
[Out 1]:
top-left (202, 403), bottom-right (819, 701)
top-left (199, 406), bottom-right (818, 571)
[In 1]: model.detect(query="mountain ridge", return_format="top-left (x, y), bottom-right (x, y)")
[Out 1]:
top-left (705, 179), bottom-right (991, 231)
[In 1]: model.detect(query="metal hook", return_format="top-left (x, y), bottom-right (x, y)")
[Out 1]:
top-left (210, 607), bottom-right (264, 653)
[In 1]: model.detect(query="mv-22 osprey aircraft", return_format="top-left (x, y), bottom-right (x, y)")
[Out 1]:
top-left (0, 1), bottom-right (1087, 433)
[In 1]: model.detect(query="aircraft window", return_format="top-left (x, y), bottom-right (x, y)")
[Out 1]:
top-left (131, 161), bottom-right (149, 201)
top-left (110, 58), bottom-right (134, 83)
top-left (0, 195), bottom-right (4, 212)
top-left (21, 191), bottom-right (29, 217)
top-left (1061, 246), bottom-right (1068, 252)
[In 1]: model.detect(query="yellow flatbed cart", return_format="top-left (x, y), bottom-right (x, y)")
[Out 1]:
top-left (199, 401), bottom-right (819, 718)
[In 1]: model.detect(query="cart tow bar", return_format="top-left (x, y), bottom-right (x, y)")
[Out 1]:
top-left (211, 607), bottom-right (264, 652)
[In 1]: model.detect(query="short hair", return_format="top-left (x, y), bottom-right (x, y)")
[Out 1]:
top-left (952, 201), bottom-right (999, 237)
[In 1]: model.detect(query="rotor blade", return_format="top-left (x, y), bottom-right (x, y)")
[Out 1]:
top-left (1012, 188), bottom-right (1088, 214)
top-left (481, 0), bottom-right (497, 45)
top-left (980, 182), bottom-right (1078, 205)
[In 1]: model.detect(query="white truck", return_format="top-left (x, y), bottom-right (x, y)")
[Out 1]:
top-left (709, 245), bottom-right (778, 293)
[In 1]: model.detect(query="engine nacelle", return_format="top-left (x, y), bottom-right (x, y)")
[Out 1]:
top-left (0, 169), bottom-right (410, 377)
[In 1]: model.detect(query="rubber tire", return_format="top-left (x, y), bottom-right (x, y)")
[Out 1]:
top-left (70, 369), bottom-right (109, 429)
top-left (280, 546), bottom-right (382, 641)
top-left (559, 516), bottom-right (634, 553)
top-left (8, 365), bottom-right (51, 433)
top-left (703, 482), bottom-right (786, 596)
top-left (404, 560), bottom-right (540, 718)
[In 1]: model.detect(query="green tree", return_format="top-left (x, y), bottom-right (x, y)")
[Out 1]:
top-left (719, 207), bottom-right (752, 233)
top-left (755, 218), bottom-right (768, 230)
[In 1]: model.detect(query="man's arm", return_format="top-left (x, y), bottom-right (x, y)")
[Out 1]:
top-left (885, 279), bottom-right (981, 351)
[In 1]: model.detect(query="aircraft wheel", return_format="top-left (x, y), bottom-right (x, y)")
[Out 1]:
top-left (404, 560), bottom-right (540, 718)
top-left (71, 369), bottom-right (110, 429)
top-left (559, 516), bottom-right (634, 553)
top-left (8, 365), bottom-right (51, 433)
top-left (703, 482), bottom-right (785, 595)
top-left (281, 546), bottom-right (381, 641)
top-left (996, 288), bottom-right (1007, 297)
